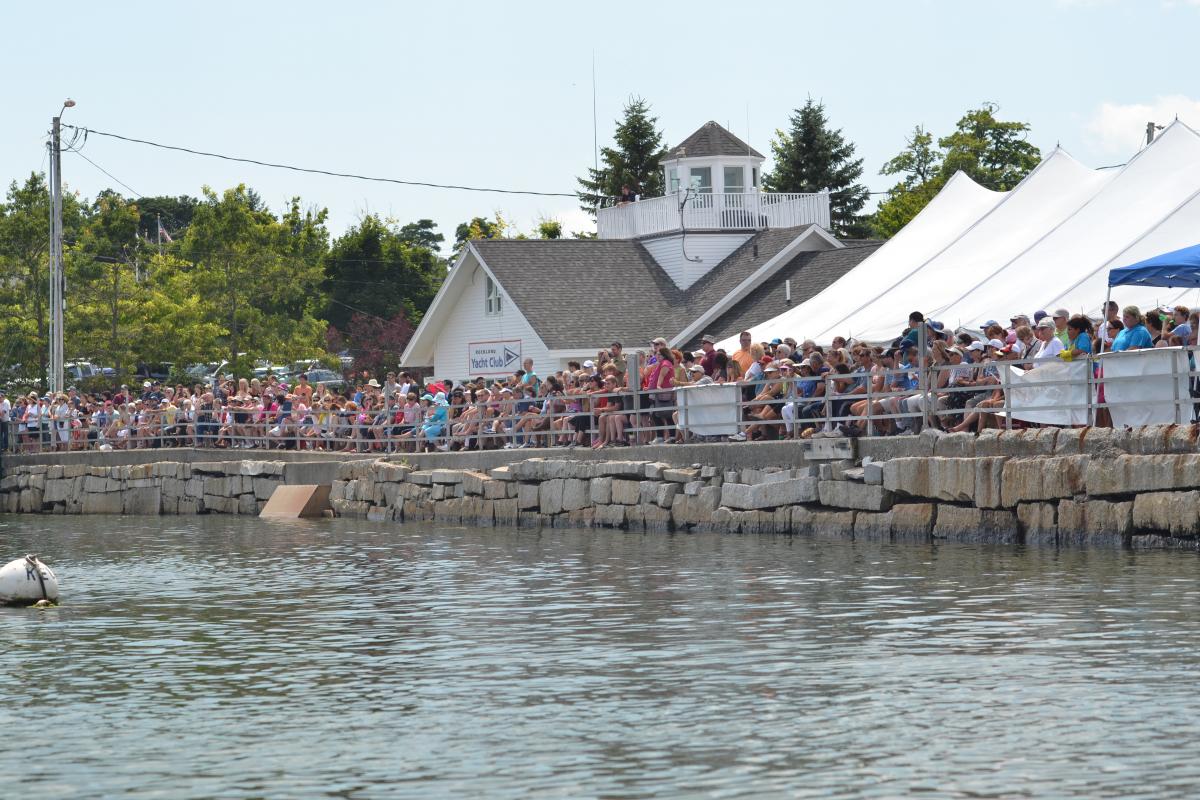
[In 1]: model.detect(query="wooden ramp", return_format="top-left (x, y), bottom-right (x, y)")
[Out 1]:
top-left (260, 484), bottom-right (332, 518)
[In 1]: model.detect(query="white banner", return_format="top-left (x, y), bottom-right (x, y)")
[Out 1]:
top-left (676, 382), bottom-right (741, 436)
top-left (1006, 359), bottom-right (1091, 426)
top-left (1098, 347), bottom-right (1190, 427)
top-left (467, 340), bottom-right (521, 375)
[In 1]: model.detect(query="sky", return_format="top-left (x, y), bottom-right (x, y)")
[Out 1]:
top-left (4, 0), bottom-right (1200, 250)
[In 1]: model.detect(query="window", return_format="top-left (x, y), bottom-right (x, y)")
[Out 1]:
top-left (752, 167), bottom-right (759, 187)
top-left (485, 274), bottom-right (502, 315)
top-left (724, 166), bottom-right (744, 194)
top-left (668, 167), bottom-right (680, 193)
top-left (689, 167), bottom-right (712, 193)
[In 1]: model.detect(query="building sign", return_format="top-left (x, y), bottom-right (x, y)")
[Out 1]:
top-left (468, 339), bottom-right (522, 375)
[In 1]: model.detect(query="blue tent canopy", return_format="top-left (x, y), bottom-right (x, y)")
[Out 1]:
top-left (1108, 243), bottom-right (1200, 288)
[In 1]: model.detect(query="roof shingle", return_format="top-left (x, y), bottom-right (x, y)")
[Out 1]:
top-left (667, 121), bottom-right (764, 160)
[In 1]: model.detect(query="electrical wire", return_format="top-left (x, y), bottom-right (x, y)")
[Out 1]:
top-left (62, 123), bottom-right (577, 198)
top-left (63, 146), bottom-right (142, 198)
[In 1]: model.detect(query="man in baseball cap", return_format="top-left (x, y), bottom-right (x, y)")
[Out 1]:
top-left (1052, 308), bottom-right (1071, 349)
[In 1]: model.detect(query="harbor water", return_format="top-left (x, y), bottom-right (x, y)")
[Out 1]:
top-left (3, 515), bottom-right (1200, 798)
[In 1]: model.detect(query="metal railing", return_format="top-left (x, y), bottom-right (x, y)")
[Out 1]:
top-left (4, 347), bottom-right (1198, 456)
top-left (596, 190), bottom-right (831, 239)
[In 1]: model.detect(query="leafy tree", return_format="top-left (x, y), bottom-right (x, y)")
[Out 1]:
top-left (873, 126), bottom-right (945, 238)
top-left (132, 194), bottom-right (199, 242)
top-left (453, 213), bottom-right (509, 253)
top-left (872, 105), bottom-right (1041, 238)
top-left (881, 126), bottom-right (941, 190)
top-left (180, 185), bottom-right (330, 368)
top-left (536, 218), bottom-right (563, 239)
top-left (763, 98), bottom-right (871, 238)
top-left (398, 218), bottom-right (445, 252)
top-left (326, 310), bottom-right (414, 378)
top-left (0, 173), bottom-right (85, 386)
top-left (576, 97), bottom-right (667, 213)
top-left (323, 214), bottom-right (446, 331)
top-left (938, 102), bottom-right (1041, 191)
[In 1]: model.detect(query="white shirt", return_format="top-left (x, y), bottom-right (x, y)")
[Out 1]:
top-left (1032, 337), bottom-right (1065, 362)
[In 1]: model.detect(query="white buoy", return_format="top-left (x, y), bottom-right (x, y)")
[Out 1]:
top-left (0, 555), bottom-right (59, 606)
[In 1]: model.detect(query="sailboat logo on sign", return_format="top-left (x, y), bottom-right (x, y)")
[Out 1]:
top-left (467, 340), bottom-right (522, 374)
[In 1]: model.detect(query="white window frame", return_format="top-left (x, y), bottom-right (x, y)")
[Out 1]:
top-left (485, 274), bottom-right (502, 316)
top-left (723, 166), bottom-right (744, 194)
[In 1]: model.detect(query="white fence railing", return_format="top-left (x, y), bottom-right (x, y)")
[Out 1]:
top-left (596, 190), bottom-right (831, 239)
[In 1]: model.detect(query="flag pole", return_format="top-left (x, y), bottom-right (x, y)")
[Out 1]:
top-left (156, 214), bottom-right (163, 256)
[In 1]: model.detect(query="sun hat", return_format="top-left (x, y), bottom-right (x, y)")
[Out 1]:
top-left (367, 378), bottom-right (381, 387)
top-left (1036, 318), bottom-right (1055, 329)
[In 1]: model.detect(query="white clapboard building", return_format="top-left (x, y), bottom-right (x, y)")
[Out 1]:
top-left (402, 121), bottom-right (880, 380)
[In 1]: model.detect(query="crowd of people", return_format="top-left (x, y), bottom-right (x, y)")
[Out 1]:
top-left (1, 300), bottom-right (1193, 454)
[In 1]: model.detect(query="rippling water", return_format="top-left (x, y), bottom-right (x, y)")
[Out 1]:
top-left (2, 515), bottom-right (1200, 798)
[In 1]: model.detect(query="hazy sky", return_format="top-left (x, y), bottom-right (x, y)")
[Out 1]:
top-left (4, 0), bottom-right (1200, 248)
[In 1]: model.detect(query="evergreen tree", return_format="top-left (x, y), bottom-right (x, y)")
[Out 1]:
top-left (577, 97), bottom-right (667, 214)
top-left (763, 98), bottom-right (870, 238)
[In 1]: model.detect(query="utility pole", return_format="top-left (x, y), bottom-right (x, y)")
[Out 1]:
top-left (48, 113), bottom-right (64, 394)
top-left (47, 99), bottom-right (75, 394)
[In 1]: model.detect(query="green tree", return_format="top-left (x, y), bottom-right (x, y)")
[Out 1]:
top-left (763, 98), bottom-right (871, 238)
top-left (535, 218), bottom-right (562, 239)
top-left (938, 102), bottom-right (1041, 191)
top-left (323, 214), bottom-right (446, 331)
top-left (872, 104), bottom-right (1042, 238)
top-left (398, 218), bottom-right (445, 252)
top-left (181, 185), bottom-right (330, 369)
top-left (0, 173), bottom-right (85, 386)
top-left (133, 194), bottom-right (199, 243)
top-left (873, 126), bottom-right (945, 238)
top-left (576, 97), bottom-right (667, 213)
top-left (453, 213), bottom-right (509, 253)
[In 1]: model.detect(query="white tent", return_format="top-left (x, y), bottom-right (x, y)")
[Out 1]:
top-left (717, 171), bottom-right (1004, 349)
top-left (726, 120), bottom-right (1200, 347)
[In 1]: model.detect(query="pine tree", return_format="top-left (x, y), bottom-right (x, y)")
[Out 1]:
top-left (763, 98), bottom-right (870, 238)
top-left (577, 97), bottom-right (667, 215)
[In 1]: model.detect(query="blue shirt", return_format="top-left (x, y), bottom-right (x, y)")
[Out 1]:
top-left (1072, 332), bottom-right (1093, 354)
top-left (1112, 324), bottom-right (1152, 352)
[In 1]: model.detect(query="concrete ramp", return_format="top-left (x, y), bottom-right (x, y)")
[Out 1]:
top-left (260, 485), bottom-right (332, 518)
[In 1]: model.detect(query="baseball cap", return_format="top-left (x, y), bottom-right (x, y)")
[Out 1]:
top-left (967, 341), bottom-right (986, 352)
top-left (770, 337), bottom-right (783, 345)
top-left (701, 335), bottom-right (716, 344)
top-left (583, 359), bottom-right (595, 368)
top-left (986, 338), bottom-right (1005, 350)
top-left (983, 319), bottom-right (999, 329)
top-left (1036, 318), bottom-right (1055, 329)
top-left (1053, 308), bottom-right (1070, 319)
top-left (1033, 310), bottom-right (1048, 322)
top-left (143, 380), bottom-right (152, 388)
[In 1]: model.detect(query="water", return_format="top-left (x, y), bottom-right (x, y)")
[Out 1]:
top-left (2, 517), bottom-right (1200, 799)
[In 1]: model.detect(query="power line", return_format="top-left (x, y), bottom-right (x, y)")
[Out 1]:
top-left (62, 123), bottom-right (578, 198)
top-left (63, 146), bottom-right (142, 198)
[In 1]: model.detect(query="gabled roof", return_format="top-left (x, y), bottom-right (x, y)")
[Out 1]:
top-left (689, 242), bottom-right (882, 349)
top-left (469, 225), bottom-right (842, 351)
top-left (668, 120), bottom-right (764, 160)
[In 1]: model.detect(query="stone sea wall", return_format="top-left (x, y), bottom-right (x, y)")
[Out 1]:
top-left (0, 460), bottom-right (288, 516)
top-left (4, 424), bottom-right (1200, 548)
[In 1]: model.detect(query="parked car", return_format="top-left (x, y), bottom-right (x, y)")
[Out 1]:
top-left (135, 362), bottom-right (174, 382)
top-left (304, 368), bottom-right (348, 392)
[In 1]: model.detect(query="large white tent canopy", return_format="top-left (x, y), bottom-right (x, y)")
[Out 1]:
top-left (723, 120), bottom-right (1200, 348)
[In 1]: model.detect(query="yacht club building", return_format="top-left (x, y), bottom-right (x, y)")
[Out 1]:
top-left (402, 121), bottom-right (879, 379)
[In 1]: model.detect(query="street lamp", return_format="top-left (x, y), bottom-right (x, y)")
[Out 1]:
top-left (48, 98), bottom-right (76, 394)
